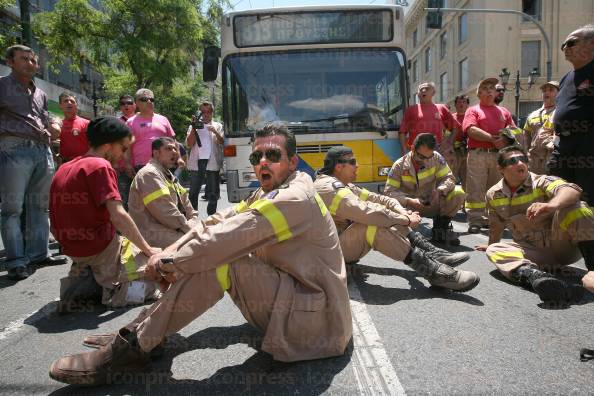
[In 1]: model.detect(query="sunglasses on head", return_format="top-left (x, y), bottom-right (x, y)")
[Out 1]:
top-left (337, 158), bottom-right (357, 165)
top-left (561, 38), bottom-right (580, 51)
top-left (502, 154), bottom-right (528, 167)
top-left (138, 97), bottom-right (155, 103)
top-left (120, 101), bottom-right (134, 106)
top-left (249, 148), bottom-right (283, 165)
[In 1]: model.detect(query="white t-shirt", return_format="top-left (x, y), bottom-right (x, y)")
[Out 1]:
top-left (186, 121), bottom-right (223, 171)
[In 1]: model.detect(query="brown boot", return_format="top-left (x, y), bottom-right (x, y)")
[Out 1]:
top-left (83, 333), bottom-right (165, 358)
top-left (49, 328), bottom-right (150, 386)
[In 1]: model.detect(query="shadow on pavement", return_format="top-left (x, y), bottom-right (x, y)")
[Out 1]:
top-left (348, 263), bottom-right (484, 306)
top-left (48, 324), bottom-right (353, 395)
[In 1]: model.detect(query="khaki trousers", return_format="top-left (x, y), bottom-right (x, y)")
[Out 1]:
top-left (466, 150), bottom-right (501, 226)
top-left (486, 203), bottom-right (594, 280)
top-left (417, 187), bottom-right (466, 218)
top-left (339, 223), bottom-right (411, 264)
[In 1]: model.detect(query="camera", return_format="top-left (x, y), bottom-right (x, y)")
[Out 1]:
top-left (192, 111), bottom-right (204, 130)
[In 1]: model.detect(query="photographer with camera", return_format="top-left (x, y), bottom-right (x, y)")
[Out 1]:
top-left (185, 101), bottom-right (224, 215)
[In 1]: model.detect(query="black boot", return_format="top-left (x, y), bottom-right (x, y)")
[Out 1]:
top-left (403, 247), bottom-right (479, 292)
top-left (408, 231), bottom-right (469, 266)
top-left (578, 240), bottom-right (594, 271)
top-left (431, 216), bottom-right (460, 246)
top-left (515, 265), bottom-right (584, 303)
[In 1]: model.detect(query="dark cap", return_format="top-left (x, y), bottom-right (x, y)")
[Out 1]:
top-left (319, 146), bottom-right (353, 174)
top-left (87, 116), bottom-right (132, 148)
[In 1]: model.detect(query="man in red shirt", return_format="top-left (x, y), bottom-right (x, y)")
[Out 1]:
top-left (463, 78), bottom-right (517, 233)
top-left (399, 81), bottom-right (460, 158)
top-left (58, 92), bottom-right (89, 163)
top-left (451, 95), bottom-right (470, 189)
top-left (50, 117), bottom-right (161, 312)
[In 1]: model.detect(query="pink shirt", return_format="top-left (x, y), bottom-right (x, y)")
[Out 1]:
top-left (399, 103), bottom-right (460, 147)
top-left (127, 113), bottom-right (175, 167)
top-left (463, 104), bottom-right (515, 149)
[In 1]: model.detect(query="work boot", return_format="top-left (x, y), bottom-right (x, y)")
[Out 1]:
top-left (408, 231), bottom-right (469, 267)
top-left (404, 247), bottom-right (479, 292)
top-left (431, 216), bottom-right (460, 246)
top-left (578, 240), bottom-right (594, 271)
top-left (83, 333), bottom-right (165, 358)
top-left (49, 328), bottom-right (150, 385)
top-left (515, 265), bottom-right (584, 303)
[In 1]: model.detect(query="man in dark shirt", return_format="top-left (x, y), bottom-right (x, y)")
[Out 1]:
top-left (549, 24), bottom-right (594, 289)
top-left (0, 45), bottom-right (65, 281)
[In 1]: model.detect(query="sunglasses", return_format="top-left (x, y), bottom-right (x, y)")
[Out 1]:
top-left (561, 38), bottom-right (580, 51)
top-left (496, 89), bottom-right (505, 93)
top-left (502, 154), bottom-right (528, 167)
top-left (337, 158), bottom-right (357, 165)
top-left (138, 97), bottom-right (155, 103)
top-left (249, 148), bottom-right (283, 165)
top-left (120, 101), bottom-right (134, 106)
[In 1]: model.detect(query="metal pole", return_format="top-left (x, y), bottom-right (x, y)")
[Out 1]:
top-left (514, 70), bottom-right (520, 118)
top-left (425, 7), bottom-right (552, 81)
top-left (92, 82), bottom-right (98, 118)
top-left (19, 0), bottom-right (32, 46)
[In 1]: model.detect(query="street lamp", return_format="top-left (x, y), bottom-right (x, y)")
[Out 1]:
top-left (499, 68), bottom-right (539, 118)
top-left (79, 73), bottom-right (105, 118)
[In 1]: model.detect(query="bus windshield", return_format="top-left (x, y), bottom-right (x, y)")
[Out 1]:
top-left (223, 48), bottom-right (407, 136)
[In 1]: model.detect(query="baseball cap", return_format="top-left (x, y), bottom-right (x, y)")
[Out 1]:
top-left (539, 81), bottom-right (560, 90)
top-left (476, 77), bottom-right (499, 94)
top-left (319, 146), bottom-right (354, 174)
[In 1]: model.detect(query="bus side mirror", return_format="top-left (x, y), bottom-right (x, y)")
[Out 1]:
top-left (203, 46), bottom-right (221, 82)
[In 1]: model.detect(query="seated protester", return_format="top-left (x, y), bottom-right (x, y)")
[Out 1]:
top-left (128, 137), bottom-right (198, 248)
top-left (314, 146), bottom-right (479, 292)
top-left (476, 146), bottom-right (594, 304)
top-left (49, 117), bottom-right (162, 312)
top-left (49, 124), bottom-right (352, 386)
top-left (384, 133), bottom-right (466, 245)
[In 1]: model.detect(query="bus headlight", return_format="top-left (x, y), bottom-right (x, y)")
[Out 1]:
top-left (378, 166), bottom-right (391, 176)
top-left (242, 172), bottom-right (258, 182)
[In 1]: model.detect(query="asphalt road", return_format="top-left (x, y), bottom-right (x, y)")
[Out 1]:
top-left (0, 184), bottom-right (592, 395)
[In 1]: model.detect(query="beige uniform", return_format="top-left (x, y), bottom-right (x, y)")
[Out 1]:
top-left (523, 107), bottom-right (555, 174)
top-left (313, 173), bottom-right (412, 264)
top-left (128, 159), bottom-right (199, 248)
top-left (485, 173), bottom-right (594, 279)
top-left (384, 151), bottom-right (466, 218)
top-left (135, 171), bottom-right (352, 362)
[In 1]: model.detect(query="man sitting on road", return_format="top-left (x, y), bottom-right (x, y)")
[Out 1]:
top-left (49, 123), bottom-right (352, 386)
top-left (476, 146), bottom-right (594, 304)
top-left (384, 133), bottom-right (466, 246)
top-left (314, 146), bottom-right (479, 293)
top-left (128, 137), bottom-right (198, 248)
top-left (49, 117), bottom-right (162, 311)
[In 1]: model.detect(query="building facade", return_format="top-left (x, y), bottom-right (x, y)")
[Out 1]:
top-left (405, 0), bottom-right (594, 119)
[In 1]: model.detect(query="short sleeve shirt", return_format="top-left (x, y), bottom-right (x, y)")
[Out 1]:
top-left (59, 115), bottom-right (90, 159)
top-left (49, 156), bottom-right (121, 257)
top-left (127, 113), bottom-right (175, 166)
top-left (463, 104), bottom-right (516, 149)
top-left (554, 59), bottom-right (594, 137)
top-left (399, 103), bottom-right (460, 147)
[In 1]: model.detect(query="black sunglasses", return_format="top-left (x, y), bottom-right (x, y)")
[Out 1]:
top-left (502, 155), bottom-right (528, 167)
top-left (249, 148), bottom-right (283, 165)
top-left (496, 88), bottom-right (505, 93)
top-left (561, 38), bottom-right (579, 51)
top-left (120, 101), bottom-right (134, 106)
top-left (337, 158), bottom-right (357, 165)
top-left (138, 97), bottom-right (155, 103)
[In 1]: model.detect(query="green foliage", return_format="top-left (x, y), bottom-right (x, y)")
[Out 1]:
top-left (0, 0), bottom-right (19, 50)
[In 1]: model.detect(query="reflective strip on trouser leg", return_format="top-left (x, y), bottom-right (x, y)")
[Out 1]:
top-left (441, 186), bottom-right (466, 218)
top-left (487, 250), bottom-right (525, 263)
top-left (120, 238), bottom-right (140, 281)
top-left (216, 263), bottom-right (230, 291)
top-left (366, 225), bottom-right (377, 248)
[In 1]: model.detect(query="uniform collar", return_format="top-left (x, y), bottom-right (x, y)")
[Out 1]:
top-left (149, 158), bottom-right (174, 181)
top-left (499, 172), bottom-right (535, 197)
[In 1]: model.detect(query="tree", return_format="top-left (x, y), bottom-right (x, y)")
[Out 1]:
top-left (0, 0), bottom-right (19, 50)
top-left (33, 0), bottom-right (225, 89)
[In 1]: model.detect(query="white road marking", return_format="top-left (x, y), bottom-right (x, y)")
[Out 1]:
top-left (0, 301), bottom-right (58, 342)
top-left (349, 282), bottom-right (406, 396)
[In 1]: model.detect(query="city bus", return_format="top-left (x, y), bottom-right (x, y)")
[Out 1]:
top-left (206, 4), bottom-right (409, 202)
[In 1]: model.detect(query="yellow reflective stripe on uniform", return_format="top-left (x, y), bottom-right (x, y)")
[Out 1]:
top-left (488, 250), bottom-right (524, 263)
top-left (329, 188), bottom-right (352, 216)
top-left (249, 199), bottom-right (293, 242)
top-left (359, 188), bottom-right (370, 201)
top-left (446, 186), bottom-right (465, 201)
top-left (143, 187), bottom-right (170, 206)
top-left (216, 263), bottom-right (230, 291)
top-left (402, 175), bottom-right (416, 183)
top-left (417, 166), bottom-right (436, 181)
top-left (387, 177), bottom-right (401, 188)
top-left (120, 239), bottom-right (139, 281)
top-left (511, 189), bottom-right (544, 206)
top-left (545, 179), bottom-right (567, 194)
top-left (560, 206), bottom-right (594, 231)
top-left (489, 197), bottom-right (510, 207)
top-left (234, 200), bottom-right (249, 213)
top-left (435, 165), bottom-right (450, 179)
top-left (366, 225), bottom-right (377, 248)
top-left (510, 127), bottom-right (523, 135)
top-left (314, 193), bottom-right (328, 216)
top-left (465, 201), bottom-right (486, 209)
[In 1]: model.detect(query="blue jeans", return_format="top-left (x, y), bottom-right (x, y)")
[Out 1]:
top-left (0, 137), bottom-right (54, 269)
